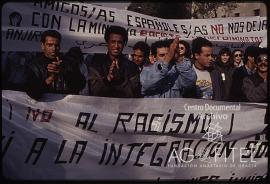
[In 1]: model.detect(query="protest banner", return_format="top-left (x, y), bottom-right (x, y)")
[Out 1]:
top-left (2, 2), bottom-right (267, 54)
top-left (2, 90), bottom-right (267, 181)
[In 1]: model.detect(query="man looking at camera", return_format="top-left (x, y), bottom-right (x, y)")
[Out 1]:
top-left (26, 30), bottom-right (86, 100)
top-left (88, 25), bottom-right (141, 98)
top-left (242, 48), bottom-right (268, 103)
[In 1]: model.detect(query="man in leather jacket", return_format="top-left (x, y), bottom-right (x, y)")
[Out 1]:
top-left (25, 30), bottom-right (86, 100)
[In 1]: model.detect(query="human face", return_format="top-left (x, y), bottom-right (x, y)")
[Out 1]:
top-left (233, 51), bottom-right (243, 64)
top-left (107, 33), bottom-right (124, 59)
top-left (133, 49), bottom-right (145, 66)
top-left (156, 47), bottom-right (169, 61)
top-left (178, 43), bottom-right (186, 56)
top-left (149, 53), bottom-right (155, 64)
top-left (257, 54), bottom-right (268, 73)
top-left (220, 53), bottom-right (230, 64)
top-left (41, 36), bottom-right (60, 60)
top-left (247, 55), bottom-right (256, 70)
top-left (195, 46), bottom-right (214, 69)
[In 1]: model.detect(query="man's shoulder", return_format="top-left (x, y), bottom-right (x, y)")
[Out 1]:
top-left (192, 63), bottom-right (210, 74)
top-left (29, 55), bottom-right (45, 67)
top-left (183, 57), bottom-right (192, 63)
top-left (123, 57), bottom-right (137, 68)
top-left (119, 56), bottom-right (139, 72)
top-left (249, 72), bottom-right (263, 82)
top-left (89, 53), bottom-right (108, 66)
top-left (92, 53), bottom-right (107, 60)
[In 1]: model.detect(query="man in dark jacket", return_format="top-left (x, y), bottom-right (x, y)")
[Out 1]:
top-left (229, 46), bottom-right (259, 102)
top-left (26, 30), bottom-right (86, 100)
top-left (214, 47), bottom-right (235, 101)
top-left (88, 26), bottom-right (141, 98)
top-left (242, 48), bottom-right (267, 103)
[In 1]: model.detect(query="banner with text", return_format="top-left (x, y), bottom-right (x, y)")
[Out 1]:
top-left (2, 90), bottom-right (268, 181)
top-left (2, 2), bottom-right (267, 53)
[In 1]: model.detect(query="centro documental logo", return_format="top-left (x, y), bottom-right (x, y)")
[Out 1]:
top-left (202, 122), bottom-right (223, 143)
top-left (167, 122), bottom-right (225, 167)
top-left (199, 122), bottom-right (223, 163)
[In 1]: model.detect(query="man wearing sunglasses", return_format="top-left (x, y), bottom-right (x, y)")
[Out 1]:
top-left (242, 48), bottom-right (268, 103)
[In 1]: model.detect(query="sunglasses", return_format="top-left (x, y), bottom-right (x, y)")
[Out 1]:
top-left (257, 56), bottom-right (268, 63)
top-left (179, 46), bottom-right (185, 50)
top-left (234, 54), bottom-right (242, 57)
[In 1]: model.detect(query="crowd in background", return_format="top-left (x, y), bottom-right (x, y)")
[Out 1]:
top-left (2, 26), bottom-right (268, 103)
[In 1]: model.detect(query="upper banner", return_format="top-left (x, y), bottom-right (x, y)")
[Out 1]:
top-left (1, 2), bottom-right (267, 53)
top-left (2, 90), bottom-right (268, 181)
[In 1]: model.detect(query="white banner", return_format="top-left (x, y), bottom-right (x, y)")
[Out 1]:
top-left (2, 2), bottom-right (267, 53)
top-left (2, 90), bottom-right (268, 181)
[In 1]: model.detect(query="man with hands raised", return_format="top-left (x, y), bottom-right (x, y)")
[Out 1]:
top-left (140, 37), bottom-right (197, 98)
top-left (88, 26), bottom-right (141, 98)
top-left (26, 30), bottom-right (86, 100)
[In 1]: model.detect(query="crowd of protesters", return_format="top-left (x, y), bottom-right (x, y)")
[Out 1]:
top-left (2, 26), bottom-right (268, 103)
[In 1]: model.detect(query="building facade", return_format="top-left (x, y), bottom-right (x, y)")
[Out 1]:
top-left (218, 2), bottom-right (267, 18)
top-left (192, 2), bottom-right (267, 18)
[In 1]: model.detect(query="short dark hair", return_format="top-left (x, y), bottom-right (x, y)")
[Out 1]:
top-left (218, 47), bottom-right (231, 56)
top-left (41, 30), bottom-right (61, 43)
top-left (192, 37), bottom-right (213, 58)
top-left (244, 46), bottom-right (260, 64)
top-left (150, 40), bottom-right (170, 57)
top-left (179, 40), bottom-right (191, 58)
top-left (133, 41), bottom-right (150, 57)
top-left (104, 25), bottom-right (128, 45)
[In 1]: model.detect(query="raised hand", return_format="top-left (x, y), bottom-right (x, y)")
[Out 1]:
top-left (164, 37), bottom-right (180, 64)
top-left (47, 56), bottom-right (62, 74)
top-left (46, 57), bottom-right (62, 85)
top-left (107, 59), bottom-right (120, 81)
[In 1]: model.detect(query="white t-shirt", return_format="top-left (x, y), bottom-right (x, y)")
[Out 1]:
top-left (193, 65), bottom-right (213, 100)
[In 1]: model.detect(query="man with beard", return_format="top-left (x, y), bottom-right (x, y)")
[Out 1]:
top-left (88, 26), bottom-right (141, 97)
top-left (242, 48), bottom-right (267, 103)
